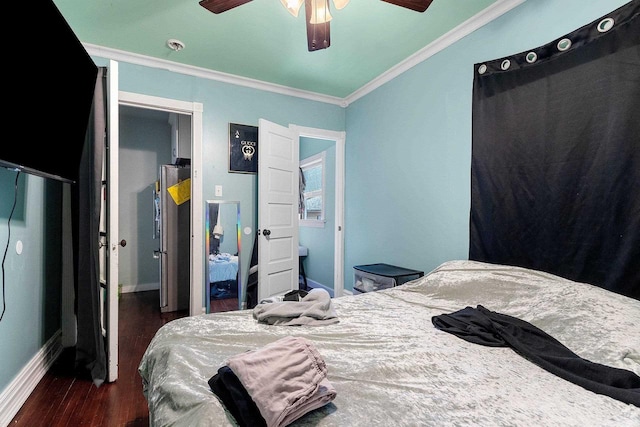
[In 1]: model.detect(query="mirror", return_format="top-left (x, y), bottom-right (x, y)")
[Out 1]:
top-left (206, 200), bottom-right (241, 313)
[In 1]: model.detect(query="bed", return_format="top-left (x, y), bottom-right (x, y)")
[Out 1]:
top-left (139, 260), bottom-right (640, 426)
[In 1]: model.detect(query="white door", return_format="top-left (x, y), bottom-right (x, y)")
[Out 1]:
top-left (257, 119), bottom-right (299, 301)
top-left (105, 60), bottom-right (120, 382)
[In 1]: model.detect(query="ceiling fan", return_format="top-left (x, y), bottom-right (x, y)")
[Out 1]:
top-left (198, 0), bottom-right (434, 52)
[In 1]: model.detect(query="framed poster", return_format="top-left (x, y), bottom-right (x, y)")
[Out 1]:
top-left (228, 123), bottom-right (258, 174)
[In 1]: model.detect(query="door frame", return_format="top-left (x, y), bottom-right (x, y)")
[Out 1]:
top-left (107, 82), bottom-right (204, 380)
top-left (290, 125), bottom-right (346, 297)
top-left (106, 60), bottom-right (119, 382)
top-left (117, 91), bottom-right (204, 317)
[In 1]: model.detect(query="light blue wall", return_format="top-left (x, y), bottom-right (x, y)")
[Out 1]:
top-left (94, 60), bottom-right (347, 295)
top-left (0, 170), bottom-right (62, 392)
top-left (342, 0), bottom-right (630, 289)
top-left (299, 137), bottom-right (336, 289)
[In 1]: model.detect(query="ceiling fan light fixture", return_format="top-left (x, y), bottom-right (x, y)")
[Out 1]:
top-left (332, 0), bottom-right (350, 10)
top-left (280, 0), bottom-right (304, 17)
top-left (310, 0), bottom-right (333, 24)
top-left (200, 0), bottom-right (435, 52)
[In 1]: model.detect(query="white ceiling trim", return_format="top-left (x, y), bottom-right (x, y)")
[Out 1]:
top-left (344, 0), bottom-right (526, 105)
top-left (84, 0), bottom-right (525, 109)
top-left (85, 44), bottom-right (347, 107)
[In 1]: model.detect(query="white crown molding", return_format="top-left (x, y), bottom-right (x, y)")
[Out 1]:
top-left (344, 0), bottom-right (526, 105)
top-left (85, 44), bottom-right (346, 107)
top-left (85, 0), bottom-right (524, 109)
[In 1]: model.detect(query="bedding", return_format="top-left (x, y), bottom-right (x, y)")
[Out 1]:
top-left (208, 254), bottom-right (239, 283)
top-left (139, 260), bottom-right (640, 426)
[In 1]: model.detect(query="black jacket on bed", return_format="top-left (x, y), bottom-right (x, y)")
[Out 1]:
top-left (432, 305), bottom-right (640, 407)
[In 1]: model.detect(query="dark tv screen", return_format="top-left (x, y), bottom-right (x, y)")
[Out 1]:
top-left (2, 0), bottom-right (98, 183)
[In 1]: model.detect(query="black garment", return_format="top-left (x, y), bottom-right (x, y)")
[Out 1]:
top-left (208, 366), bottom-right (267, 427)
top-left (432, 305), bottom-right (640, 407)
top-left (284, 289), bottom-right (309, 301)
top-left (246, 232), bottom-right (259, 309)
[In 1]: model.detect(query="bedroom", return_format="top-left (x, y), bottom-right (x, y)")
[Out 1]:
top-left (1, 0), bottom-right (638, 425)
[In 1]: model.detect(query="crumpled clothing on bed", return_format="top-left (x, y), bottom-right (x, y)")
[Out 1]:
top-left (253, 288), bottom-right (339, 326)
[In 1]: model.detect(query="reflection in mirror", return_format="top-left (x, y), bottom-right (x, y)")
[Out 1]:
top-left (206, 200), bottom-right (241, 313)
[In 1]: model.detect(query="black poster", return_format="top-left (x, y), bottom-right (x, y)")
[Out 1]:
top-left (229, 123), bottom-right (258, 174)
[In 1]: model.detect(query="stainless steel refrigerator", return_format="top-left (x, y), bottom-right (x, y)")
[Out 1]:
top-left (155, 164), bottom-right (190, 313)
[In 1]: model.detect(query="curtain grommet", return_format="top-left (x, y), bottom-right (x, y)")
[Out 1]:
top-left (525, 52), bottom-right (537, 64)
top-left (500, 59), bottom-right (511, 71)
top-left (478, 64), bottom-right (487, 75)
top-left (597, 17), bottom-right (614, 33)
top-left (557, 38), bottom-right (572, 51)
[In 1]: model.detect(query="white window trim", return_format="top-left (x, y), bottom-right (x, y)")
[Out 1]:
top-left (300, 151), bottom-right (326, 228)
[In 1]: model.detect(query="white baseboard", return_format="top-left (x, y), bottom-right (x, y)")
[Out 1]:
top-left (0, 330), bottom-right (63, 427)
top-left (120, 282), bottom-right (159, 294)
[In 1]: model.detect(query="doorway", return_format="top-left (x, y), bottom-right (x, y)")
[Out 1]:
top-left (298, 137), bottom-right (336, 294)
top-left (118, 106), bottom-right (192, 313)
top-left (254, 121), bottom-right (345, 302)
top-left (116, 91), bottom-right (205, 318)
top-left (292, 125), bottom-right (345, 297)
top-left (104, 85), bottom-right (203, 382)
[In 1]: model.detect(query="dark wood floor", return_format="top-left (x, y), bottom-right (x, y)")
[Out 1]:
top-left (9, 290), bottom-right (239, 426)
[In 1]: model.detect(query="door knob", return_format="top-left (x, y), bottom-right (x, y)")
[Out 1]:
top-left (263, 229), bottom-right (271, 236)
top-left (119, 239), bottom-right (127, 247)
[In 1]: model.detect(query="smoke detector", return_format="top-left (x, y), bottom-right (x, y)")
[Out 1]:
top-left (167, 39), bottom-right (185, 51)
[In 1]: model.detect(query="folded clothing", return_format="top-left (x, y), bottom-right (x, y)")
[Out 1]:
top-left (253, 288), bottom-right (339, 326)
top-left (208, 366), bottom-right (266, 427)
top-left (225, 336), bottom-right (337, 427)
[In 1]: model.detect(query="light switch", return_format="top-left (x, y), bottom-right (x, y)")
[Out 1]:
top-left (215, 185), bottom-right (222, 197)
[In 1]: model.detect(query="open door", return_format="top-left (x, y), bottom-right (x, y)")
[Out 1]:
top-left (257, 119), bottom-right (299, 301)
top-left (102, 72), bottom-right (206, 383)
top-left (104, 59), bottom-right (120, 382)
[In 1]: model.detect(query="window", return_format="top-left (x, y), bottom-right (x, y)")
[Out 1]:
top-left (299, 151), bottom-right (325, 227)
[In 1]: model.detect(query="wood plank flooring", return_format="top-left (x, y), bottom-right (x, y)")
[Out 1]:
top-left (10, 290), bottom-right (195, 426)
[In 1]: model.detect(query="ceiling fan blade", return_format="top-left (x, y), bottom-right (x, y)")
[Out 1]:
top-left (305, 0), bottom-right (331, 52)
top-left (380, 0), bottom-right (433, 13)
top-left (199, 0), bottom-right (252, 14)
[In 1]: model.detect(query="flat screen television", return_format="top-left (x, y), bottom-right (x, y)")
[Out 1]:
top-left (1, 0), bottom-right (98, 184)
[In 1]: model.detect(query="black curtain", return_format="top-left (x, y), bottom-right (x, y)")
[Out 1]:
top-left (72, 66), bottom-right (107, 386)
top-left (470, 3), bottom-right (640, 299)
